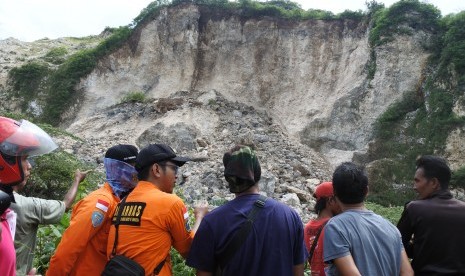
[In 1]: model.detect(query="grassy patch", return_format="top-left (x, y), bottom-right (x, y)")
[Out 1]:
top-left (366, 201), bottom-right (404, 224)
top-left (120, 91), bottom-right (147, 103)
top-left (43, 47), bottom-right (68, 64)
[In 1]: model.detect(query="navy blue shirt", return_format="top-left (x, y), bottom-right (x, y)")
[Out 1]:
top-left (187, 193), bottom-right (307, 276)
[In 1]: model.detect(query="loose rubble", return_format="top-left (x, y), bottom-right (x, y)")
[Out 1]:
top-left (57, 90), bottom-right (332, 222)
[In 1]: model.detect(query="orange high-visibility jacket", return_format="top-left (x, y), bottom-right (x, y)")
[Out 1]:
top-left (106, 181), bottom-right (194, 276)
top-left (47, 183), bottom-right (118, 276)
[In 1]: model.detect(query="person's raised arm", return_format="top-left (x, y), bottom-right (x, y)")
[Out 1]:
top-left (62, 169), bottom-right (88, 210)
top-left (191, 203), bottom-right (209, 234)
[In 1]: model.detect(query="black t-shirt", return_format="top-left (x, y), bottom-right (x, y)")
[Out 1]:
top-left (397, 190), bottom-right (465, 274)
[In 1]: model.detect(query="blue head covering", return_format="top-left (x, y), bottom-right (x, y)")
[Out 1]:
top-left (104, 158), bottom-right (138, 198)
top-left (104, 144), bottom-right (138, 198)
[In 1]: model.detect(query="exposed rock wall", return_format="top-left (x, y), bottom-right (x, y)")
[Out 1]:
top-left (75, 4), bottom-right (431, 168)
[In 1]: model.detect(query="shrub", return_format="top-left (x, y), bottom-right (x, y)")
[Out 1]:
top-left (35, 214), bottom-right (70, 274)
top-left (365, 0), bottom-right (385, 17)
top-left (338, 9), bottom-right (365, 21)
top-left (171, 248), bottom-right (195, 275)
top-left (132, 0), bottom-right (170, 26)
top-left (43, 47), bottom-right (68, 64)
top-left (374, 90), bottom-right (422, 143)
top-left (120, 91), bottom-right (147, 103)
top-left (7, 62), bottom-right (49, 112)
top-left (369, 0), bottom-right (441, 47)
top-left (305, 9), bottom-right (335, 20)
top-left (366, 158), bottom-right (417, 206)
top-left (437, 12), bottom-right (465, 80)
top-left (451, 166), bottom-right (465, 189)
top-left (24, 150), bottom-right (101, 200)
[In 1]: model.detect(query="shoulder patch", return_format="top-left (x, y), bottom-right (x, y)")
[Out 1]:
top-left (91, 211), bottom-right (105, 227)
top-left (182, 206), bottom-right (188, 219)
top-left (182, 206), bottom-right (191, 231)
top-left (96, 199), bottom-right (110, 212)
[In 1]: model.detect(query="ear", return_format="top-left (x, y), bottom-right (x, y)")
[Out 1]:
top-left (334, 195), bottom-right (342, 205)
top-left (151, 164), bottom-right (161, 178)
top-left (431, 177), bottom-right (441, 191)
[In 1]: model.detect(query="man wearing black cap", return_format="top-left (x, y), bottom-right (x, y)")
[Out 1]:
top-left (187, 145), bottom-right (308, 276)
top-left (106, 143), bottom-right (208, 276)
top-left (47, 144), bottom-right (139, 276)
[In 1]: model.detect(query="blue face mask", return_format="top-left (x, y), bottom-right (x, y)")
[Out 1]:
top-left (104, 158), bottom-right (138, 198)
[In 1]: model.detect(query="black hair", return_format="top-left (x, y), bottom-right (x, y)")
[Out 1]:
top-left (416, 155), bottom-right (451, 190)
top-left (137, 163), bottom-right (167, 181)
top-left (332, 162), bottom-right (368, 204)
top-left (225, 176), bottom-right (256, 193)
top-left (137, 165), bottom-right (150, 181)
top-left (314, 198), bottom-right (328, 215)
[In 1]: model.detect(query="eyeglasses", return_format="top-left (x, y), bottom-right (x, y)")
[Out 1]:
top-left (159, 163), bottom-right (179, 175)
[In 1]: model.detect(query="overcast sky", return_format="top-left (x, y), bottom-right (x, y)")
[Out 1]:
top-left (0, 0), bottom-right (463, 42)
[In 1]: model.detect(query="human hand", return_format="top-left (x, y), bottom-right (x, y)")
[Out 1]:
top-left (75, 169), bottom-right (91, 183)
top-left (27, 267), bottom-right (39, 275)
top-left (194, 200), bottom-right (209, 220)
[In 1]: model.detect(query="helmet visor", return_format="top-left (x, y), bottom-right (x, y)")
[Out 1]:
top-left (0, 120), bottom-right (57, 157)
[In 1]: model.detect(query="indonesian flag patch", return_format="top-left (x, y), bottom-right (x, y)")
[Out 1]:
top-left (182, 206), bottom-right (189, 220)
top-left (96, 199), bottom-right (109, 212)
top-left (182, 206), bottom-right (191, 231)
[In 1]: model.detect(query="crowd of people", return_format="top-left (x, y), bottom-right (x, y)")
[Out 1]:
top-left (1, 115), bottom-right (465, 276)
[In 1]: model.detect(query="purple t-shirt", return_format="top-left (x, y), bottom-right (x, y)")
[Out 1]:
top-left (1, 209), bottom-right (16, 276)
top-left (187, 194), bottom-right (307, 275)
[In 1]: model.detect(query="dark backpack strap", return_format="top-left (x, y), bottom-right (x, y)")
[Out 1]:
top-left (217, 194), bottom-right (268, 269)
top-left (111, 196), bottom-right (128, 257)
top-left (152, 258), bottom-right (166, 275)
top-left (110, 196), bottom-right (167, 275)
top-left (308, 220), bottom-right (328, 261)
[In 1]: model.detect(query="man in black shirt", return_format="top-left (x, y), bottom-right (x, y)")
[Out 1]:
top-left (397, 155), bottom-right (465, 275)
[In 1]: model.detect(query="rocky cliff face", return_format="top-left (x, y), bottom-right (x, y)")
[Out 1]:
top-left (74, 4), bottom-right (430, 169)
top-left (2, 3), bottom-right (463, 217)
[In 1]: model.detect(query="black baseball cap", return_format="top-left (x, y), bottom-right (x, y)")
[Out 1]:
top-left (105, 144), bottom-right (138, 164)
top-left (135, 144), bottom-right (190, 172)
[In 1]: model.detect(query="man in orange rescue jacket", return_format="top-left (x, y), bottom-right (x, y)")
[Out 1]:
top-left (106, 143), bottom-right (208, 276)
top-left (46, 144), bottom-right (138, 275)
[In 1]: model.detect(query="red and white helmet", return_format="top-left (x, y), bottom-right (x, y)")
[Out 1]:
top-left (0, 116), bottom-right (57, 185)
